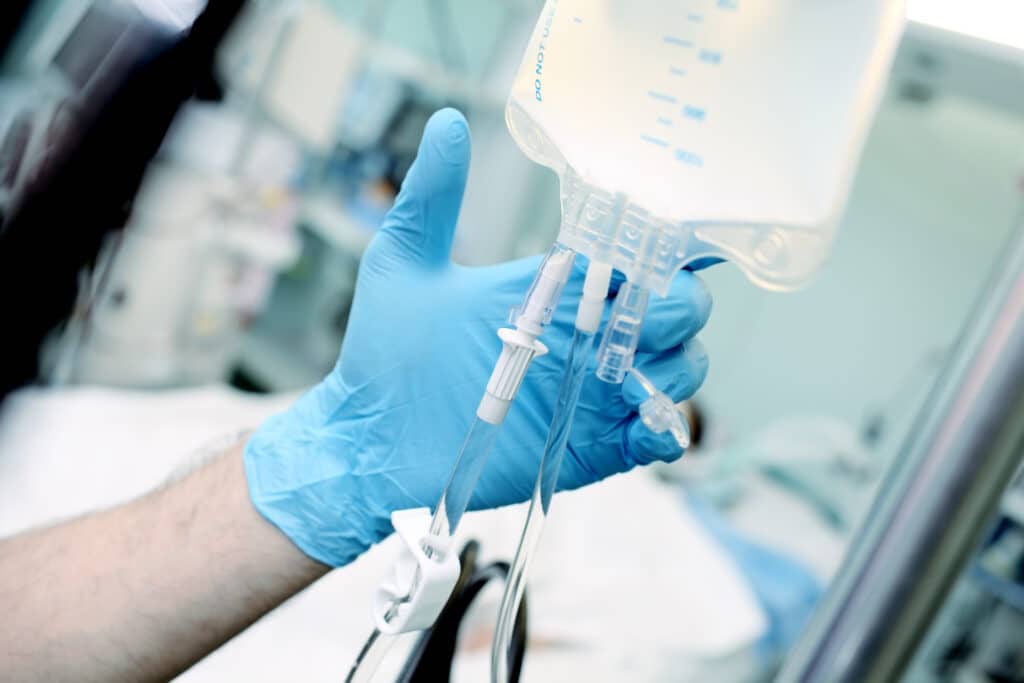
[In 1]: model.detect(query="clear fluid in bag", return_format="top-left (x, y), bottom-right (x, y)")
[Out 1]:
top-left (507, 0), bottom-right (906, 293)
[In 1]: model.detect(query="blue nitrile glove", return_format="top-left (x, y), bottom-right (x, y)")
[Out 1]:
top-left (244, 109), bottom-right (712, 567)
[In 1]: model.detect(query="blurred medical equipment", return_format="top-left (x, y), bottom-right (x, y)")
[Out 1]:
top-left (226, 1), bottom-right (356, 150)
top-left (780, 213), bottom-right (1024, 681)
top-left (53, 103), bottom-right (302, 387)
top-left (29, 0), bottom-right (433, 389)
top-left (910, 498), bottom-right (1024, 682)
top-left (0, 0), bottom-right (246, 399)
top-left (859, 345), bottom-right (948, 449)
top-left (48, 0), bottom-right (359, 388)
top-left (0, 0), bottom-right (195, 227)
top-left (681, 416), bottom-right (880, 533)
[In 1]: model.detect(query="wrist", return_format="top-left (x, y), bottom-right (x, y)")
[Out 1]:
top-left (243, 384), bottom-right (392, 567)
top-left (217, 440), bottom-right (329, 578)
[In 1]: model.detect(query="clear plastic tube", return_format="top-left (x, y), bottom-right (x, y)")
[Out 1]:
top-left (538, 330), bottom-right (594, 513)
top-left (491, 327), bottom-right (595, 683)
top-left (431, 417), bottom-right (502, 538)
top-left (595, 281), bottom-right (649, 384)
top-left (344, 630), bottom-right (397, 683)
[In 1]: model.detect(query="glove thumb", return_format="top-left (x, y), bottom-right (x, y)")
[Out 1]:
top-left (377, 108), bottom-right (471, 268)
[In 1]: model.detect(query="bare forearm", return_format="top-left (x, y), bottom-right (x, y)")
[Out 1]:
top-left (0, 440), bottom-right (328, 682)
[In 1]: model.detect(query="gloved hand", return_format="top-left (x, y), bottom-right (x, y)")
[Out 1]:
top-left (244, 109), bottom-right (712, 567)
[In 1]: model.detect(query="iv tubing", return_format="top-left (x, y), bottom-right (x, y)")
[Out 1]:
top-left (344, 630), bottom-right (396, 683)
top-left (490, 329), bottom-right (592, 683)
top-left (431, 417), bottom-right (502, 540)
top-left (491, 261), bottom-right (613, 683)
top-left (402, 243), bottom-right (575, 608)
top-left (346, 245), bottom-right (576, 682)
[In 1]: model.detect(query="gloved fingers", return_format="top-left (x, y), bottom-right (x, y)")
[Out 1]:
top-left (376, 108), bottom-right (471, 268)
top-left (606, 268), bottom-right (628, 296)
top-left (636, 271), bottom-right (711, 354)
top-left (622, 338), bottom-right (708, 409)
top-left (624, 414), bottom-right (688, 465)
top-left (686, 256), bottom-right (724, 271)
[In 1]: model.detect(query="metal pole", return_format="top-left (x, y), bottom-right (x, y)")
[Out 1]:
top-left (778, 216), bottom-right (1024, 683)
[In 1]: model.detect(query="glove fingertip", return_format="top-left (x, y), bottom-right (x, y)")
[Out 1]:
top-left (686, 257), bottom-right (724, 272)
top-left (683, 337), bottom-right (710, 385)
top-left (626, 418), bottom-right (687, 467)
top-left (377, 109), bottom-right (471, 268)
top-left (423, 107), bottom-right (471, 168)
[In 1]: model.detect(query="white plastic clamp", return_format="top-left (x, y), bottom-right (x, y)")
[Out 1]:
top-left (372, 508), bottom-right (461, 635)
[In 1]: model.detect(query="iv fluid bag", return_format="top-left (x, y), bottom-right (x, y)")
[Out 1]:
top-left (507, 0), bottom-right (905, 293)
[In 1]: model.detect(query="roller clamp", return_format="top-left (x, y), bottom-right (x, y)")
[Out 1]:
top-left (373, 508), bottom-right (461, 635)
